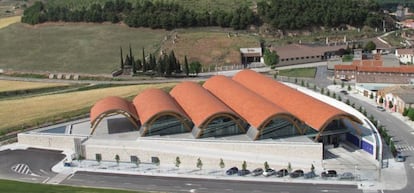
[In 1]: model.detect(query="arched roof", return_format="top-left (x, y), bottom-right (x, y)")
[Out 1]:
top-left (90, 96), bottom-right (139, 134)
top-left (170, 81), bottom-right (239, 128)
top-left (232, 69), bottom-right (362, 131)
top-left (133, 88), bottom-right (189, 125)
top-left (203, 75), bottom-right (294, 129)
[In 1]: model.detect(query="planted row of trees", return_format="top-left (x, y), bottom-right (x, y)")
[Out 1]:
top-left (22, 0), bottom-right (256, 30)
top-left (120, 46), bottom-right (201, 76)
top-left (22, 0), bottom-right (386, 30)
top-left (257, 0), bottom-right (383, 30)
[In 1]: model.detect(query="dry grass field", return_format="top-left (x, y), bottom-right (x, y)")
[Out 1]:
top-left (0, 80), bottom-right (68, 92)
top-left (0, 83), bottom-right (176, 131)
top-left (0, 23), bottom-right (166, 74)
top-left (0, 16), bottom-right (20, 29)
top-left (162, 30), bottom-right (260, 66)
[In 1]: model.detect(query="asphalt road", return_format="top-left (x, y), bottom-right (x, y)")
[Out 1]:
top-left (0, 148), bottom-right (64, 183)
top-left (340, 93), bottom-right (414, 193)
top-left (63, 171), bottom-right (362, 193)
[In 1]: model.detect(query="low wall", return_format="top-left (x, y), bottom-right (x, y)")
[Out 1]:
top-left (18, 133), bottom-right (86, 151)
top-left (84, 138), bottom-right (323, 170)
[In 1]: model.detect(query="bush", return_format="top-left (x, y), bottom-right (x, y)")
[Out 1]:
top-left (403, 108), bottom-right (409, 116)
top-left (408, 108), bottom-right (414, 121)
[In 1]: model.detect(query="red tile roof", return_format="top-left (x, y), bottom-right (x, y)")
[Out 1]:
top-left (203, 75), bottom-right (294, 129)
top-left (133, 88), bottom-right (188, 125)
top-left (170, 81), bottom-right (238, 128)
top-left (90, 96), bottom-right (138, 128)
top-left (233, 70), bottom-right (361, 131)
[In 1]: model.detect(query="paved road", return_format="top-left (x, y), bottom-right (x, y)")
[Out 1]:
top-left (63, 171), bottom-right (362, 193)
top-left (340, 93), bottom-right (414, 193)
top-left (0, 148), bottom-right (64, 183)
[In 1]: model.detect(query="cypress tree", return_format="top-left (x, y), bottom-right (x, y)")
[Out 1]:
top-left (120, 46), bottom-right (124, 69)
top-left (142, 48), bottom-right (147, 72)
top-left (184, 55), bottom-right (189, 77)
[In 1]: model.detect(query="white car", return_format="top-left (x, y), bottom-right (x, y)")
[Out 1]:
top-left (263, 168), bottom-right (276, 177)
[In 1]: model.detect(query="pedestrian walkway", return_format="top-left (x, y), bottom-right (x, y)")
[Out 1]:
top-left (11, 164), bottom-right (32, 175)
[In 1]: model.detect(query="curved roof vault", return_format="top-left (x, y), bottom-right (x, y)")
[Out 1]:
top-left (133, 88), bottom-right (190, 127)
top-left (232, 69), bottom-right (362, 131)
top-left (170, 81), bottom-right (241, 129)
top-left (203, 75), bottom-right (296, 129)
top-left (90, 96), bottom-right (139, 134)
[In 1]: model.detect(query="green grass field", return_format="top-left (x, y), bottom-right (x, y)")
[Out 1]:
top-left (278, 67), bottom-right (316, 78)
top-left (0, 23), bottom-right (166, 74)
top-left (0, 179), bottom-right (142, 193)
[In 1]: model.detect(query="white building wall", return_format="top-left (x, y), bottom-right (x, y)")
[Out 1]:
top-left (83, 138), bottom-right (323, 170)
top-left (17, 133), bottom-right (86, 151)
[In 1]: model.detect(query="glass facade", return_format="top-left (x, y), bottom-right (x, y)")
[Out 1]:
top-left (145, 115), bottom-right (192, 136)
top-left (198, 117), bottom-right (244, 138)
top-left (322, 119), bottom-right (348, 133)
top-left (257, 118), bottom-right (298, 140)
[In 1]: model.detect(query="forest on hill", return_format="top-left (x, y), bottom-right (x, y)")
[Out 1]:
top-left (21, 0), bottom-right (385, 31)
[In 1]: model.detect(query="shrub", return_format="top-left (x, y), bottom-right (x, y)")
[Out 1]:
top-left (403, 108), bottom-right (409, 116)
top-left (347, 84), bottom-right (351, 91)
top-left (379, 97), bottom-right (384, 104)
top-left (346, 99), bottom-right (350, 105)
top-left (408, 108), bottom-right (414, 121)
top-left (332, 93), bottom-right (336, 98)
top-left (320, 88), bottom-right (325, 94)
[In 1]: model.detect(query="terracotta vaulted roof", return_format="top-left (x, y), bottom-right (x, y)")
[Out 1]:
top-left (357, 66), bottom-right (414, 73)
top-left (233, 70), bottom-right (361, 131)
top-left (133, 88), bottom-right (188, 125)
top-left (90, 96), bottom-right (138, 127)
top-left (203, 75), bottom-right (294, 129)
top-left (170, 81), bottom-right (238, 128)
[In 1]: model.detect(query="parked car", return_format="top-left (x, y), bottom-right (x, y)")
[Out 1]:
top-left (289, 169), bottom-right (304, 178)
top-left (376, 106), bottom-right (386, 112)
top-left (396, 152), bottom-right (406, 162)
top-left (339, 172), bottom-right (354, 180)
top-left (321, 170), bottom-right (337, 178)
top-left (276, 169), bottom-right (289, 177)
top-left (226, 167), bottom-right (238, 175)
top-left (237, 169), bottom-right (251, 176)
top-left (251, 168), bottom-right (264, 176)
top-left (340, 90), bottom-right (348, 95)
top-left (304, 171), bottom-right (317, 179)
top-left (263, 168), bottom-right (276, 177)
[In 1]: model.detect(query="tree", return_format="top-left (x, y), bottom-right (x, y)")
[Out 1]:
top-left (311, 164), bottom-right (315, 173)
top-left (189, 61), bottom-right (202, 75)
top-left (263, 49), bottom-right (279, 66)
top-left (332, 92), bottom-right (336, 98)
top-left (341, 81), bottom-right (345, 88)
top-left (369, 92), bottom-right (374, 99)
top-left (132, 157), bottom-right (141, 168)
top-left (320, 88), bottom-right (325, 94)
top-left (388, 101), bottom-right (394, 109)
top-left (403, 108), bottom-right (409, 117)
top-left (175, 156), bottom-right (181, 168)
top-left (115, 154), bottom-right (120, 166)
top-left (120, 46), bottom-right (124, 69)
top-left (219, 158), bottom-right (225, 169)
top-left (346, 99), bottom-right (350, 105)
top-left (338, 95), bottom-right (342, 101)
top-left (347, 84), bottom-right (351, 91)
top-left (196, 158), bottom-right (203, 170)
top-left (184, 55), bottom-right (190, 77)
top-left (333, 80), bottom-right (337, 85)
top-left (264, 161), bottom-right (269, 170)
top-left (287, 162), bottom-right (292, 173)
top-left (142, 48), bottom-right (147, 72)
top-left (242, 161), bottom-right (247, 170)
top-left (364, 41), bottom-right (376, 52)
top-left (379, 97), bottom-right (384, 104)
top-left (326, 90), bottom-right (330, 96)
top-left (407, 108), bottom-right (414, 121)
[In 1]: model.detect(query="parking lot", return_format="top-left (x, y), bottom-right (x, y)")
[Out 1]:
top-left (0, 148), bottom-right (64, 183)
